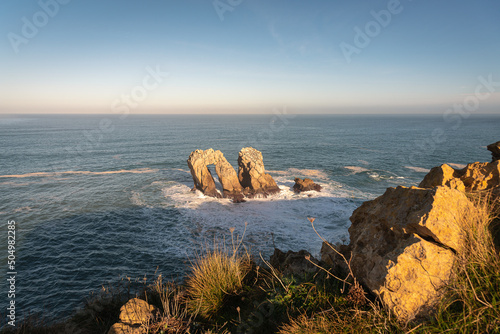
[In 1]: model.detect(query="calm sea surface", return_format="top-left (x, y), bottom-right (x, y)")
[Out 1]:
top-left (1, 114), bottom-right (499, 322)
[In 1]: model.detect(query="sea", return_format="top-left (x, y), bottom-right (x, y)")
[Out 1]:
top-left (0, 113), bottom-right (499, 323)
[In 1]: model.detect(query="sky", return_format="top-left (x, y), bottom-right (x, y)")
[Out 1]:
top-left (1, 0), bottom-right (499, 114)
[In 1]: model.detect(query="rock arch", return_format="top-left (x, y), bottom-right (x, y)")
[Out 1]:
top-left (187, 149), bottom-right (243, 200)
top-left (187, 147), bottom-right (280, 201)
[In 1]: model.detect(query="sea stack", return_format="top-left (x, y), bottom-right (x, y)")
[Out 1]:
top-left (187, 149), bottom-right (243, 201)
top-left (238, 147), bottom-right (280, 197)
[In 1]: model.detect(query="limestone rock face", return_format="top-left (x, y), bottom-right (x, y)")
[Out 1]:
top-left (118, 298), bottom-right (156, 325)
top-left (293, 178), bottom-right (322, 193)
top-left (419, 161), bottom-right (500, 192)
top-left (348, 186), bottom-right (478, 321)
top-left (419, 164), bottom-right (465, 191)
top-left (238, 147), bottom-right (280, 196)
top-left (187, 149), bottom-right (243, 200)
top-left (461, 161), bottom-right (500, 191)
top-left (487, 141), bottom-right (500, 162)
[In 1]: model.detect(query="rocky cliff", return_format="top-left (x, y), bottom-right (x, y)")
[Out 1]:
top-left (322, 142), bottom-right (499, 321)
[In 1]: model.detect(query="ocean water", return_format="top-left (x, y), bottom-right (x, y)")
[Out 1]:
top-left (0, 113), bottom-right (499, 322)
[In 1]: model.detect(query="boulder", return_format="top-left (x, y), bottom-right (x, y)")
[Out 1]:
top-left (187, 149), bottom-right (243, 200)
top-left (487, 141), bottom-right (500, 162)
top-left (418, 164), bottom-right (465, 192)
top-left (107, 298), bottom-right (156, 334)
top-left (348, 186), bottom-right (478, 321)
top-left (118, 298), bottom-right (156, 326)
top-left (270, 249), bottom-right (319, 276)
top-left (238, 147), bottom-right (280, 197)
top-left (419, 161), bottom-right (500, 192)
top-left (107, 323), bottom-right (142, 334)
top-left (293, 178), bottom-right (322, 193)
top-left (461, 161), bottom-right (500, 191)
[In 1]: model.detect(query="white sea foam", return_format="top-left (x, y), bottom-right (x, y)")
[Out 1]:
top-left (0, 168), bottom-right (159, 179)
top-left (13, 206), bottom-right (33, 213)
top-left (130, 191), bottom-right (148, 207)
top-left (344, 166), bottom-right (370, 174)
top-left (139, 169), bottom-right (365, 256)
top-left (448, 163), bottom-right (466, 169)
top-left (404, 166), bottom-right (430, 173)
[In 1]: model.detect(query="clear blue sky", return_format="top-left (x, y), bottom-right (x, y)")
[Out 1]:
top-left (1, 0), bottom-right (499, 114)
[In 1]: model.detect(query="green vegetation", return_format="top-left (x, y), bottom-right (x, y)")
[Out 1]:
top-left (2, 195), bottom-right (499, 334)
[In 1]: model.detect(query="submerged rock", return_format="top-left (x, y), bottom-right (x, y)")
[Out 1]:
top-left (293, 178), bottom-right (322, 193)
top-left (487, 141), bottom-right (500, 162)
top-left (238, 147), bottom-right (280, 197)
top-left (187, 149), bottom-right (243, 200)
top-left (348, 185), bottom-right (478, 321)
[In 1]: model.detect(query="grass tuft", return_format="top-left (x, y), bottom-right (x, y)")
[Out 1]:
top-left (186, 243), bottom-right (251, 319)
top-left (185, 225), bottom-right (251, 320)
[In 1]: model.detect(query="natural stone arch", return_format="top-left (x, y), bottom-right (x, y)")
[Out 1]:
top-left (187, 147), bottom-right (280, 201)
top-left (187, 149), bottom-right (243, 200)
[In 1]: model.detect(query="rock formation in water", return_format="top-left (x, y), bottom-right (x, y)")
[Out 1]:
top-left (187, 147), bottom-right (280, 201)
top-left (293, 178), bottom-right (322, 193)
top-left (187, 149), bottom-right (243, 201)
top-left (488, 141), bottom-right (500, 162)
top-left (238, 147), bottom-right (280, 197)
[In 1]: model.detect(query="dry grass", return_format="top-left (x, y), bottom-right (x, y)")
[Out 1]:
top-left (185, 226), bottom-right (251, 319)
top-left (186, 244), bottom-right (251, 319)
top-left (428, 192), bottom-right (500, 333)
top-left (278, 305), bottom-right (404, 334)
top-left (144, 275), bottom-right (192, 334)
